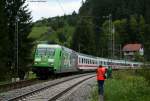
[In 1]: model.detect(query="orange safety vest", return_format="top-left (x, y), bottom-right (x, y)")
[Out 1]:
top-left (97, 67), bottom-right (106, 80)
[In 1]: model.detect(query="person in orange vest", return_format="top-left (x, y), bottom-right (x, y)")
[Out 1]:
top-left (97, 65), bottom-right (107, 96)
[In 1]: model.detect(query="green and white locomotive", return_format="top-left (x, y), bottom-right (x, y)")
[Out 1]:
top-left (32, 44), bottom-right (78, 79)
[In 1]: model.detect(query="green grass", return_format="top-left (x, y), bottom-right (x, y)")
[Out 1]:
top-left (90, 70), bottom-right (150, 101)
top-left (0, 80), bottom-right (11, 85)
top-left (28, 25), bottom-right (75, 47)
top-left (28, 26), bottom-right (50, 39)
top-left (28, 71), bottom-right (36, 79)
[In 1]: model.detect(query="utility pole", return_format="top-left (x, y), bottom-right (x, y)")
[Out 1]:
top-left (16, 17), bottom-right (19, 77)
top-left (112, 24), bottom-right (115, 59)
top-left (78, 43), bottom-right (80, 53)
top-left (14, 15), bottom-right (19, 82)
top-left (120, 44), bottom-right (122, 59)
top-left (108, 14), bottom-right (115, 59)
top-left (108, 14), bottom-right (112, 59)
top-left (103, 14), bottom-right (115, 64)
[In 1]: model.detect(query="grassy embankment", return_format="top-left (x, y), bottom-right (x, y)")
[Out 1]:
top-left (0, 71), bottom-right (36, 85)
top-left (90, 69), bottom-right (150, 101)
top-left (28, 26), bottom-right (50, 39)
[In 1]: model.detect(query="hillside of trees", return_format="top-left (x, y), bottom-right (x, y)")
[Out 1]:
top-left (32, 0), bottom-right (150, 61)
top-left (29, 11), bottom-right (78, 47)
top-left (73, 0), bottom-right (150, 60)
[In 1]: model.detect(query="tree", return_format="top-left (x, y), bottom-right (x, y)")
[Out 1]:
top-left (67, 11), bottom-right (78, 26)
top-left (0, 0), bottom-right (10, 80)
top-left (133, 52), bottom-right (144, 62)
top-left (72, 18), bottom-right (96, 55)
top-left (6, 0), bottom-right (33, 79)
top-left (143, 25), bottom-right (150, 61)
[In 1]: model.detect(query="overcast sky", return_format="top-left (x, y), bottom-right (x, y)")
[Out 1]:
top-left (26, 0), bottom-right (85, 21)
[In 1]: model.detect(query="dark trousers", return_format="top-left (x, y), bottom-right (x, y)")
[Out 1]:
top-left (97, 80), bottom-right (104, 95)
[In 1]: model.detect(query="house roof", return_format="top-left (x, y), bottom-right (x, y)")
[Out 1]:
top-left (123, 44), bottom-right (142, 52)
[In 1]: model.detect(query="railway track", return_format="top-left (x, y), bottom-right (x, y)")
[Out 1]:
top-left (0, 73), bottom-right (95, 101)
top-left (0, 72), bottom-right (85, 93)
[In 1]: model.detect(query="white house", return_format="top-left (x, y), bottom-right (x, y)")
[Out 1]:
top-left (123, 44), bottom-right (144, 60)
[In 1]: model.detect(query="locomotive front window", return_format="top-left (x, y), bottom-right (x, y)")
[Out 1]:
top-left (36, 48), bottom-right (55, 56)
top-left (36, 48), bottom-right (46, 55)
top-left (47, 48), bottom-right (55, 57)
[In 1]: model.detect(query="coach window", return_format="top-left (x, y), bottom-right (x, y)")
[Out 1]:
top-left (79, 58), bottom-right (80, 63)
top-left (104, 62), bottom-right (106, 65)
top-left (82, 59), bottom-right (84, 64)
top-left (79, 58), bottom-right (81, 63)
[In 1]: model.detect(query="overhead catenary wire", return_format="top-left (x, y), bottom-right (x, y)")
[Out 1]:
top-left (56, 0), bottom-right (66, 14)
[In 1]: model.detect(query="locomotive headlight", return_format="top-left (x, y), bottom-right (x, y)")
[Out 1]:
top-left (48, 59), bottom-right (54, 62)
top-left (34, 61), bottom-right (39, 64)
top-left (35, 58), bottom-right (41, 62)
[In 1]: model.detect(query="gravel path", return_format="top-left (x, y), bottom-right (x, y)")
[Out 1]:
top-left (25, 74), bottom-right (95, 101)
top-left (57, 76), bottom-right (97, 101)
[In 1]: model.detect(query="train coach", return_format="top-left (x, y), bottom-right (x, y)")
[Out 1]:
top-left (32, 44), bottom-right (142, 79)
